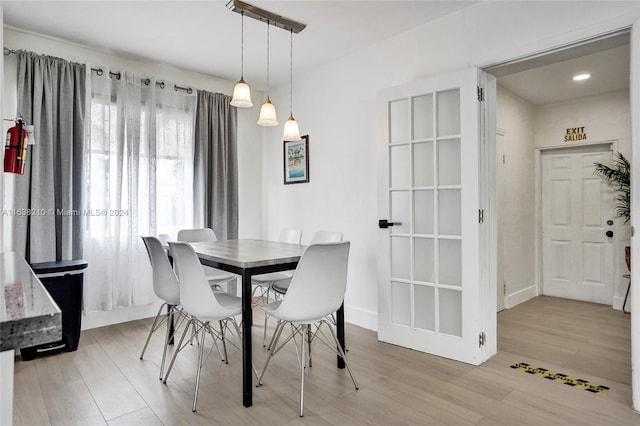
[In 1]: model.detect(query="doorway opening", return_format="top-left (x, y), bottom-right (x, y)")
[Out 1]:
top-left (485, 29), bottom-right (632, 390)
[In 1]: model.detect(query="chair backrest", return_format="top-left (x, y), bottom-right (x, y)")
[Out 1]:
top-left (274, 241), bottom-right (350, 323)
top-left (141, 236), bottom-right (180, 305)
top-left (177, 228), bottom-right (218, 243)
top-left (277, 228), bottom-right (303, 244)
top-left (310, 230), bottom-right (343, 244)
top-left (168, 241), bottom-right (236, 319)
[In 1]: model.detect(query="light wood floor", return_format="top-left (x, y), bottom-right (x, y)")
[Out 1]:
top-left (13, 296), bottom-right (637, 425)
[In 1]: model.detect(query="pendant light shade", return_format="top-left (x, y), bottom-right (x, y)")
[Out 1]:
top-left (230, 12), bottom-right (253, 108)
top-left (282, 29), bottom-right (301, 141)
top-left (258, 20), bottom-right (278, 126)
top-left (231, 78), bottom-right (253, 108)
top-left (257, 97), bottom-right (279, 126)
top-left (283, 114), bottom-right (301, 141)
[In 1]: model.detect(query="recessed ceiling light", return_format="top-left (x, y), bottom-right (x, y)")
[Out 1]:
top-left (573, 73), bottom-right (591, 81)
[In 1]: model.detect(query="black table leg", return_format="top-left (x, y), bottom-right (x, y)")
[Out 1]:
top-left (241, 270), bottom-right (253, 407)
top-left (336, 302), bottom-right (345, 369)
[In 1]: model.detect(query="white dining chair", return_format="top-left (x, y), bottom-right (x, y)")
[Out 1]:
top-left (140, 236), bottom-right (188, 380)
top-left (269, 230), bottom-right (342, 297)
top-left (257, 241), bottom-right (358, 417)
top-left (163, 241), bottom-right (244, 412)
top-left (252, 228), bottom-right (302, 345)
top-left (177, 228), bottom-right (237, 293)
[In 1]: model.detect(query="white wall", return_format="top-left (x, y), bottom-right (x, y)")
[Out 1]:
top-left (0, 6), bottom-right (15, 426)
top-left (263, 1), bottom-right (640, 330)
top-left (534, 90), bottom-right (632, 308)
top-left (496, 87), bottom-right (537, 307)
top-left (495, 87), bottom-right (631, 310)
top-left (2, 27), bottom-right (264, 327)
top-left (534, 91), bottom-right (631, 152)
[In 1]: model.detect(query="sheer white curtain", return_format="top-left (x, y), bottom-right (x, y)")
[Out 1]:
top-left (84, 70), bottom-right (196, 312)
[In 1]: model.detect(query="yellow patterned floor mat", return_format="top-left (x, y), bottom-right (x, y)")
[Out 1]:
top-left (510, 362), bottom-right (609, 395)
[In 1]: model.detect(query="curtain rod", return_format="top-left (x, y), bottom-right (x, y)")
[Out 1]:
top-left (90, 68), bottom-right (193, 94)
top-left (4, 48), bottom-right (193, 95)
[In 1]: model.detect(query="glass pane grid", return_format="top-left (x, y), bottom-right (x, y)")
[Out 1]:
top-left (387, 89), bottom-right (464, 336)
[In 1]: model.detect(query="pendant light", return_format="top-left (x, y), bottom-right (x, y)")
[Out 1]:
top-left (230, 11), bottom-right (253, 108)
top-left (282, 29), bottom-right (301, 141)
top-left (257, 20), bottom-right (279, 126)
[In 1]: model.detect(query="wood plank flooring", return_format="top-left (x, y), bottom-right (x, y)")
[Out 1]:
top-left (13, 296), bottom-right (637, 425)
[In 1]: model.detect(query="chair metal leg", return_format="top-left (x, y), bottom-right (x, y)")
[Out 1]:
top-left (326, 321), bottom-right (359, 390)
top-left (258, 320), bottom-right (285, 386)
top-left (140, 303), bottom-right (167, 360)
top-left (163, 318), bottom-right (194, 384)
top-left (307, 324), bottom-right (313, 368)
top-left (299, 327), bottom-right (306, 417)
top-left (263, 311), bottom-right (269, 348)
top-left (159, 305), bottom-right (174, 380)
top-left (219, 320), bottom-right (229, 364)
top-left (193, 324), bottom-right (206, 412)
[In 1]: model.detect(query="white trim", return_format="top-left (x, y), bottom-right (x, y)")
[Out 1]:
top-left (81, 302), bottom-right (162, 330)
top-left (345, 305), bottom-right (377, 331)
top-left (0, 350), bottom-right (13, 426)
top-left (505, 284), bottom-right (538, 309)
top-left (613, 295), bottom-right (630, 312)
top-left (629, 17), bottom-right (640, 412)
top-left (477, 14), bottom-right (636, 70)
top-left (480, 70), bottom-right (498, 362)
top-left (534, 139), bottom-right (617, 153)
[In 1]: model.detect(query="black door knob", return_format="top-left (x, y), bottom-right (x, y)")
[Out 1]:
top-left (379, 219), bottom-right (400, 229)
top-left (606, 230), bottom-right (614, 238)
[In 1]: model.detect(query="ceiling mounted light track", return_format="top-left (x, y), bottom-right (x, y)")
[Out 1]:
top-left (226, 0), bottom-right (306, 34)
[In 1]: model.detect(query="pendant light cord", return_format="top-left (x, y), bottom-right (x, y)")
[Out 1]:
top-left (266, 20), bottom-right (270, 96)
top-left (290, 29), bottom-right (293, 116)
top-left (240, 12), bottom-right (244, 79)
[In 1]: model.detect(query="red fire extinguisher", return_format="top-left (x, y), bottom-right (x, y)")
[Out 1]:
top-left (4, 118), bottom-right (29, 174)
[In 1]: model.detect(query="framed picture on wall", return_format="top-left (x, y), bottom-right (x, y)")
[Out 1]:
top-left (283, 135), bottom-right (309, 184)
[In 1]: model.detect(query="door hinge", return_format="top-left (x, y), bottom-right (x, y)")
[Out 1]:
top-left (479, 331), bottom-right (486, 347)
top-left (479, 209), bottom-right (484, 224)
top-left (477, 86), bottom-right (484, 102)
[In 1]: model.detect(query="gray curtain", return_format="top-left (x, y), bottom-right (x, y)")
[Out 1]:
top-left (194, 90), bottom-right (238, 240)
top-left (12, 51), bottom-right (86, 262)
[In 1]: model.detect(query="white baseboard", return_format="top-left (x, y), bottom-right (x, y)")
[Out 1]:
top-left (505, 285), bottom-right (538, 309)
top-left (82, 302), bottom-right (163, 330)
top-left (345, 305), bottom-right (377, 331)
top-left (613, 295), bottom-right (631, 312)
top-left (82, 302), bottom-right (380, 332)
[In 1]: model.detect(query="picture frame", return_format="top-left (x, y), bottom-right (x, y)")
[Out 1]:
top-left (283, 135), bottom-right (309, 184)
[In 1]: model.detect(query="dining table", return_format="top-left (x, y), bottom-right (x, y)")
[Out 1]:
top-left (188, 238), bottom-right (347, 408)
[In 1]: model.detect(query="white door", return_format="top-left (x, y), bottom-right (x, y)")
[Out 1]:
top-left (377, 68), bottom-right (484, 365)
top-left (542, 145), bottom-right (615, 304)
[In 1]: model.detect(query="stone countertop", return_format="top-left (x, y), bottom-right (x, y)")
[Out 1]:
top-left (0, 251), bottom-right (62, 352)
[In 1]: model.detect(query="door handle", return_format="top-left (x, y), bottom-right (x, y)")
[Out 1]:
top-left (379, 219), bottom-right (401, 229)
top-left (606, 230), bottom-right (614, 238)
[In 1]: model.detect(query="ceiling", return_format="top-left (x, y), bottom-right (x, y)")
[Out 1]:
top-left (2, 1), bottom-right (476, 89)
top-left (3, 2), bottom-right (630, 105)
top-left (495, 37), bottom-right (630, 105)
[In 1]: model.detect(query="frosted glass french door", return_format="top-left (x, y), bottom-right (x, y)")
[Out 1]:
top-left (377, 68), bottom-right (483, 365)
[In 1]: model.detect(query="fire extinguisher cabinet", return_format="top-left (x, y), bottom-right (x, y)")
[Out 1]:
top-left (20, 259), bottom-right (88, 361)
